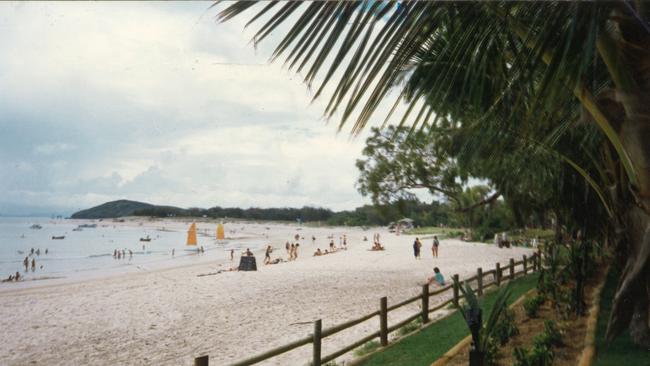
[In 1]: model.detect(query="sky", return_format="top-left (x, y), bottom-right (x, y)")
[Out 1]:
top-left (0, 1), bottom-right (401, 216)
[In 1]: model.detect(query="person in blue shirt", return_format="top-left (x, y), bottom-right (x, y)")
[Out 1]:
top-left (427, 267), bottom-right (446, 286)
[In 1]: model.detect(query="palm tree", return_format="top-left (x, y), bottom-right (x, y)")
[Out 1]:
top-left (218, 1), bottom-right (650, 346)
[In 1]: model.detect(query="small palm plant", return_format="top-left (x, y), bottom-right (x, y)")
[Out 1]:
top-left (458, 282), bottom-right (513, 366)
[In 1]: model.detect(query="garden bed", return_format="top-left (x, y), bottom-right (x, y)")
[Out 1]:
top-left (444, 271), bottom-right (604, 366)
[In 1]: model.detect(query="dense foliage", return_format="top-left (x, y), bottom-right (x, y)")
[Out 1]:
top-left (219, 0), bottom-right (650, 345)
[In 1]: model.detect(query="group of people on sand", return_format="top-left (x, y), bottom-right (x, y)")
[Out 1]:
top-left (413, 236), bottom-right (440, 259)
top-left (370, 233), bottom-right (384, 251)
top-left (285, 242), bottom-right (300, 261)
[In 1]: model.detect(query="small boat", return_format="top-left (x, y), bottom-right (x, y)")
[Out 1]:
top-left (72, 227), bottom-right (83, 232)
top-left (185, 223), bottom-right (199, 251)
top-left (51, 236), bottom-right (65, 240)
top-left (139, 235), bottom-right (151, 242)
top-left (78, 223), bottom-right (97, 228)
top-left (29, 224), bottom-right (42, 229)
top-left (216, 223), bottom-right (225, 240)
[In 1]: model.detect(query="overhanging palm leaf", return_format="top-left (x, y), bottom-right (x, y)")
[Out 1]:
top-left (217, 1), bottom-right (650, 346)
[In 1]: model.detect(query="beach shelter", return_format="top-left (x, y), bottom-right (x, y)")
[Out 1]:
top-left (216, 223), bottom-right (225, 240)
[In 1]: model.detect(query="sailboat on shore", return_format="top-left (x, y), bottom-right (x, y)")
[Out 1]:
top-left (185, 223), bottom-right (199, 252)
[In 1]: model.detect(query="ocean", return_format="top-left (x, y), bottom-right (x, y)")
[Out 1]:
top-left (0, 217), bottom-right (268, 284)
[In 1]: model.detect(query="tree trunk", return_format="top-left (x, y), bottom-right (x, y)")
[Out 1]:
top-left (607, 205), bottom-right (650, 347)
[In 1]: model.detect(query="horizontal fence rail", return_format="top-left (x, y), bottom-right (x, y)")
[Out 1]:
top-left (197, 249), bottom-right (542, 366)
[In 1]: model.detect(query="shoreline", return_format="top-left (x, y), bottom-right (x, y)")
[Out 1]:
top-left (0, 221), bottom-right (534, 366)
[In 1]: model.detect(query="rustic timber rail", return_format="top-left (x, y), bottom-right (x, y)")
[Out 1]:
top-left (195, 249), bottom-right (542, 366)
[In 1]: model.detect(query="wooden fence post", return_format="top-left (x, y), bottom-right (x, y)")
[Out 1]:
top-left (452, 274), bottom-right (460, 306)
top-left (496, 263), bottom-right (501, 286)
top-left (313, 319), bottom-right (322, 366)
top-left (523, 255), bottom-right (528, 274)
top-left (421, 284), bottom-right (430, 323)
top-left (194, 356), bottom-right (209, 366)
top-left (477, 267), bottom-right (483, 296)
top-left (509, 258), bottom-right (515, 280)
top-left (380, 297), bottom-right (388, 346)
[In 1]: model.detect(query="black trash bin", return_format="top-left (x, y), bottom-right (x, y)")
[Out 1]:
top-left (238, 256), bottom-right (257, 271)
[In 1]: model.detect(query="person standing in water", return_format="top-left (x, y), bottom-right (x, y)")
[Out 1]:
top-left (31, 258), bottom-right (36, 272)
top-left (23, 256), bottom-right (29, 272)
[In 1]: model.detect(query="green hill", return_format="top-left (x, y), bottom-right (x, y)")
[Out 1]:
top-left (71, 200), bottom-right (175, 219)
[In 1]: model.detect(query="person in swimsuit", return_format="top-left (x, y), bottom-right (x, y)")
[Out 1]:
top-left (432, 236), bottom-right (439, 258)
top-left (413, 238), bottom-right (422, 259)
top-left (264, 245), bottom-right (272, 264)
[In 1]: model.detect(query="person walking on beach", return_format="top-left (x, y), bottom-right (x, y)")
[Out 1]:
top-left (294, 244), bottom-right (299, 260)
top-left (23, 256), bottom-right (29, 272)
top-left (432, 236), bottom-right (439, 258)
top-left (264, 245), bottom-right (272, 265)
top-left (286, 241), bottom-right (290, 254)
top-left (289, 243), bottom-right (295, 260)
top-left (413, 238), bottom-right (422, 259)
top-left (230, 249), bottom-right (234, 261)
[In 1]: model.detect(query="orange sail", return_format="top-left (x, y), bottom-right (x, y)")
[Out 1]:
top-left (187, 223), bottom-right (197, 246)
top-left (216, 223), bottom-right (225, 240)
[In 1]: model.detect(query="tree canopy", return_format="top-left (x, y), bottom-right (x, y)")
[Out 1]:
top-left (218, 1), bottom-right (650, 346)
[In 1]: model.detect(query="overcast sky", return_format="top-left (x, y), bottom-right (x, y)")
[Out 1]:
top-left (0, 2), bottom-right (396, 215)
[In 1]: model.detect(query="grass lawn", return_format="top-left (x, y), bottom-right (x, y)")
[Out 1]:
top-left (358, 273), bottom-right (540, 366)
top-left (403, 227), bottom-right (465, 237)
top-left (592, 269), bottom-right (650, 366)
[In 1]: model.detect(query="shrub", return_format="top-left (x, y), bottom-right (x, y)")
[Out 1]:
top-left (513, 344), bottom-right (554, 366)
top-left (523, 294), bottom-right (545, 318)
top-left (397, 317), bottom-right (422, 336)
top-left (493, 308), bottom-right (519, 345)
top-left (539, 320), bottom-right (563, 347)
top-left (513, 347), bottom-right (531, 366)
top-left (353, 340), bottom-right (380, 357)
top-left (513, 320), bottom-right (562, 366)
top-left (485, 337), bottom-right (500, 366)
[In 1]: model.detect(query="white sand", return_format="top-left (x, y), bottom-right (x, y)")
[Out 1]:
top-left (0, 221), bottom-right (533, 366)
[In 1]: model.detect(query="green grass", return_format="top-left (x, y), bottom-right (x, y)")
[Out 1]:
top-left (592, 269), bottom-right (650, 366)
top-left (353, 340), bottom-right (381, 357)
top-left (403, 227), bottom-right (465, 237)
top-left (358, 273), bottom-right (540, 366)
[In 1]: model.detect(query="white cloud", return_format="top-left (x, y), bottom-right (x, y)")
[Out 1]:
top-left (0, 2), bottom-right (381, 214)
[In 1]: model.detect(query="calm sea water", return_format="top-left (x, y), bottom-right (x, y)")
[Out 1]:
top-left (0, 217), bottom-right (267, 284)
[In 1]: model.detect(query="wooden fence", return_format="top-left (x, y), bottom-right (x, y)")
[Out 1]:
top-left (194, 249), bottom-right (542, 366)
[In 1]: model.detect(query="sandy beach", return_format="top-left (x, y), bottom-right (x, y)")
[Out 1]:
top-left (0, 220), bottom-right (534, 366)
